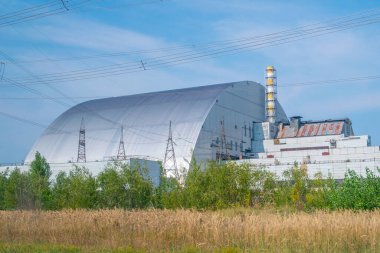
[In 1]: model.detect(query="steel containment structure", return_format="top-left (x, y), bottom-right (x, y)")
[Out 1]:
top-left (6, 66), bottom-right (380, 180)
top-left (24, 81), bottom-right (289, 175)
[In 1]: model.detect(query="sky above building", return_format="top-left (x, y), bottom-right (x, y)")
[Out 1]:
top-left (0, 0), bottom-right (380, 163)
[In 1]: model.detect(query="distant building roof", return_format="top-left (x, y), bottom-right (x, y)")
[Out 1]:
top-left (276, 118), bottom-right (352, 139)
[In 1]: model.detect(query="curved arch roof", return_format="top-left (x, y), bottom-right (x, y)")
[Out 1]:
top-left (25, 81), bottom-right (288, 168)
top-left (25, 82), bottom-right (236, 164)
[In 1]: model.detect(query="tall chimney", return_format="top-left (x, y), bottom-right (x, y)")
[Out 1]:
top-left (265, 66), bottom-right (277, 124)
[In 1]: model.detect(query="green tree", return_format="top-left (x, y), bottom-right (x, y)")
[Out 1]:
top-left (96, 163), bottom-right (128, 208)
top-left (181, 162), bottom-right (255, 209)
top-left (52, 166), bottom-right (97, 209)
top-left (250, 166), bottom-right (278, 206)
top-left (3, 168), bottom-right (34, 210)
top-left (327, 168), bottom-right (380, 210)
top-left (0, 169), bottom-right (9, 209)
top-left (305, 172), bottom-right (334, 210)
top-left (30, 152), bottom-right (52, 209)
top-left (152, 163), bottom-right (182, 209)
top-left (273, 163), bottom-right (310, 210)
top-left (121, 162), bottom-right (154, 209)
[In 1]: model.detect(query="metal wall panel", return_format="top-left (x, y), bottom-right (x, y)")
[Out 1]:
top-left (25, 81), bottom-right (289, 172)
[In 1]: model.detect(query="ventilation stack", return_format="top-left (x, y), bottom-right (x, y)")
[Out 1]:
top-left (265, 66), bottom-right (277, 124)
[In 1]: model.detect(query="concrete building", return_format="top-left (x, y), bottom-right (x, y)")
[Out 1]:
top-left (236, 66), bottom-right (380, 179)
top-left (242, 116), bottom-right (380, 179)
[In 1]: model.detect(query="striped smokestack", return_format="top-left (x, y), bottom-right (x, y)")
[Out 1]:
top-left (265, 66), bottom-right (277, 124)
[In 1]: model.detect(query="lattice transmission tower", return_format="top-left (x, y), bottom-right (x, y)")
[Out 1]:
top-left (77, 117), bottom-right (86, 163)
top-left (117, 125), bottom-right (126, 160)
top-left (163, 121), bottom-right (179, 179)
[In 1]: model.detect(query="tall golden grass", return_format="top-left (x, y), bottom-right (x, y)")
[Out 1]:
top-left (0, 209), bottom-right (379, 252)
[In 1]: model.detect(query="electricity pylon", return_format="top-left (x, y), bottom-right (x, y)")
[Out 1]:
top-left (117, 125), bottom-right (126, 160)
top-left (77, 117), bottom-right (86, 163)
top-left (163, 121), bottom-right (179, 179)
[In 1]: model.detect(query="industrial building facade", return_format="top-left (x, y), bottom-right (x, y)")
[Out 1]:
top-left (24, 81), bottom-right (287, 177)
top-left (18, 67), bottom-right (380, 179)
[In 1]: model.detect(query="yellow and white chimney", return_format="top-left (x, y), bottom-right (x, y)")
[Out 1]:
top-left (265, 66), bottom-right (277, 124)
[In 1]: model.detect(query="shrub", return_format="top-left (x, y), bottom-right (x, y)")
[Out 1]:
top-left (3, 168), bottom-right (34, 209)
top-left (52, 166), bottom-right (97, 209)
top-left (327, 168), bottom-right (380, 210)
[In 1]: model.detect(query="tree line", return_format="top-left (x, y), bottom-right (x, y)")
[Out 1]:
top-left (0, 152), bottom-right (379, 211)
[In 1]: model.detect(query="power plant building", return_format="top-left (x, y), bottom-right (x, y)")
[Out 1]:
top-left (5, 66), bottom-right (378, 179)
top-left (24, 81), bottom-right (288, 177)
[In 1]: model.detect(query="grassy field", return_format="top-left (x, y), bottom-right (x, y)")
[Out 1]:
top-left (0, 209), bottom-right (379, 252)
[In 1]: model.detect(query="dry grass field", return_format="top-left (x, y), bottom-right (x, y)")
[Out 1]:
top-left (0, 209), bottom-right (379, 252)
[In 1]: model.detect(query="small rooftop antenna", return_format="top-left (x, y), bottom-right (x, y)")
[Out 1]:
top-left (77, 117), bottom-right (86, 163)
top-left (117, 125), bottom-right (126, 160)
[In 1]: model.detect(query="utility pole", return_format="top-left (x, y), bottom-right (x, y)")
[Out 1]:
top-left (77, 117), bottom-right (86, 163)
top-left (163, 121), bottom-right (179, 179)
top-left (117, 125), bottom-right (126, 160)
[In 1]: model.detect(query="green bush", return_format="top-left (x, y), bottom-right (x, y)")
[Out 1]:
top-left (3, 168), bottom-right (34, 209)
top-left (153, 165), bottom-right (182, 209)
top-left (52, 166), bottom-right (97, 209)
top-left (177, 162), bottom-right (277, 210)
top-left (0, 169), bottom-right (8, 209)
top-left (327, 168), bottom-right (380, 210)
top-left (30, 152), bottom-right (53, 209)
top-left (96, 164), bottom-right (127, 208)
top-left (0, 152), bottom-right (379, 211)
top-left (118, 161), bottom-right (154, 209)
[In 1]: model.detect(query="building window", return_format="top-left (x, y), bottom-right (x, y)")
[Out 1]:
top-left (244, 125), bottom-right (247, 137)
top-left (249, 125), bottom-right (252, 138)
top-left (235, 141), bottom-right (238, 151)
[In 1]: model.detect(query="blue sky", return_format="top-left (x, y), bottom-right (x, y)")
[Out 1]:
top-left (1, 0), bottom-right (380, 163)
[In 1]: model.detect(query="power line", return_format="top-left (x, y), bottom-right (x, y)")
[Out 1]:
top-left (7, 7), bottom-right (380, 64)
top-left (2, 73), bottom-right (380, 102)
top-left (1, 8), bottom-right (379, 153)
top-left (0, 0), bottom-right (168, 28)
top-left (280, 75), bottom-right (380, 87)
top-left (7, 8), bottom-right (380, 85)
top-left (0, 1), bottom-right (60, 19)
top-left (0, 0), bottom-right (93, 28)
top-left (0, 49), bottom-right (179, 145)
top-left (0, 96), bottom-right (106, 100)
top-left (0, 110), bottom-right (48, 129)
top-left (0, 108), bottom-right (167, 145)
top-left (0, 48), bottom-right (194, 144)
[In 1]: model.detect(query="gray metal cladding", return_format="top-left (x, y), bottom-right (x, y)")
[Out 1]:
top-left (25, 81), bottom-right (288, 170)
